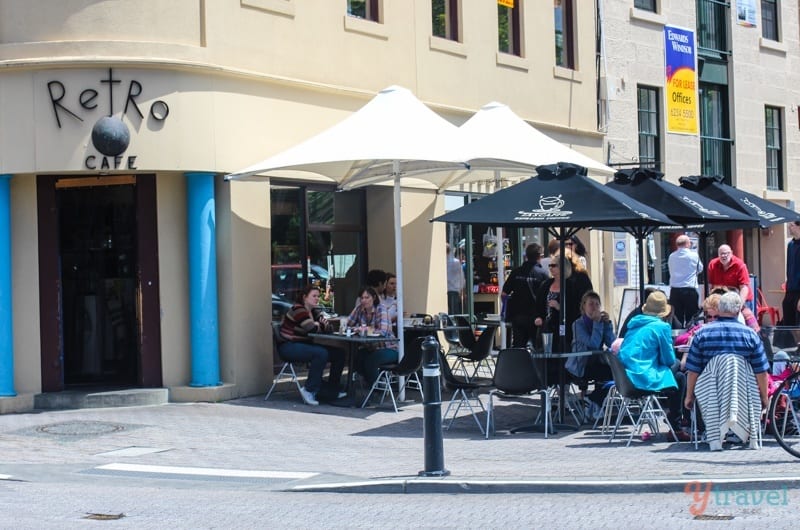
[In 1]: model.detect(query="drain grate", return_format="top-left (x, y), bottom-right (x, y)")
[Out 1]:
top-left (693, 514), bottom-right (735, 521)
top-left (35, 421), bottom-right (126, 437)
top-left (84, 513), bottom-right (125, 521)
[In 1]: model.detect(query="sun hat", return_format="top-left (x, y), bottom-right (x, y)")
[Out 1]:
top-left (641, 290), bottom-right (671, 318)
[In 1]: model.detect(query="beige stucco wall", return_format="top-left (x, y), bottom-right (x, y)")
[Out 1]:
top-left (217, 178), bottom-right (270, 396)
top-left (10, 174), bottom-right (42, 394)
top-left (155, 172), bottom-right (190, 387)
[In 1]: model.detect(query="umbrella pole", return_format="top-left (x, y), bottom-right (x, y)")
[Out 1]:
top-left (495, 171), bottom-right (506, 348)
top-left (636, 230), bottom-right (646, 306)
top-left (393, 171), bottom-right (406, 401)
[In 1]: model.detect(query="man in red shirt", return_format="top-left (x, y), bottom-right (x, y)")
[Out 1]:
top-left (707, 244), bottom-right (752, 303)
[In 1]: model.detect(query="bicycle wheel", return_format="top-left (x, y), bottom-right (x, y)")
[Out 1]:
top-left (768, 370), bottom-right (800, 459)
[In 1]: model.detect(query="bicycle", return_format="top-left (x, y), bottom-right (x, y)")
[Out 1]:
top-left (768, 359), bottom-right (800, 458)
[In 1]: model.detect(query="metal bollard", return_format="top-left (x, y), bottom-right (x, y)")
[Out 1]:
top-left (419, 335), bottom-right (449, 477)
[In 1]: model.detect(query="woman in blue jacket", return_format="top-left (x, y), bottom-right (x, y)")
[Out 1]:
top-left (618, 290), bottom-right (687, 435)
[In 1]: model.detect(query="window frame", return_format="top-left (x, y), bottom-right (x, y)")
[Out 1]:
top-left (765, 105), bottom-right (783, 191)
top-left (432, 0), bottom-right (460, 42)
top-left (347, 0), bottom-right (380, 23)
top-left (637, 85), bottom-right (661, 171)
top-left (554, 0), bottom-right (574, 69)
top-left (761, 0), bottom-right (779, 41)
top-left (634, 0), bottom-right (657, 13)
top-left (498, 1), bottom-right (523, 57)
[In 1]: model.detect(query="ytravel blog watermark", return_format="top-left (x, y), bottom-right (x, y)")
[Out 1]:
top-left (685, 481), bottom-right (790, 516)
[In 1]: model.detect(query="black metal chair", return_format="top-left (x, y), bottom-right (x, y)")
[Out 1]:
top-left (439, 347), bottom-right (492, 434)
top-left (265, 321), bottom-right (303, 401)
top-left (361, 336), bottom-right (425, 412)
top-left (603, 351), bottom-right (677, 446)
top-left (438, 313), bottom-right (470, 356)
top-left (449, 321), bottom-right (498, 381)
top-left (485, 348), bottom-right (551, 438)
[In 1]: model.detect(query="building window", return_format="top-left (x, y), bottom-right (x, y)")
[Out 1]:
top-left (348, 0), bottom-right (380, 22)
top-left (498, 1), bottom-right (522, 57)
top-left (696, 0), bottom-right (729, 55)
top-left (432, 0), bottom-right (460, 41)
top-left (761, 0), bottom-right (779, 41)
top-left (554, 0), bottom-right (574, 68)
top-left (765, 106), bottom-right (783, 190)
top-left (637, 86), bottom-right (661, 171)
top-left (699, 82), bottom-right (732, 183)
top-left (270, 184), bottom-right (366, 319)
top-left (634, 0), bottom-right (657, 12)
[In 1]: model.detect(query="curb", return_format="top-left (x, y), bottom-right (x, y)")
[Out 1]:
top-left (286, 475), bottom-right (800, 495)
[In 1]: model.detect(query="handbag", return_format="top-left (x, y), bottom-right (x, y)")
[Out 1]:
top-left (482, 228), bottom-right (498, 258)
top-left (756, 288), bottom-right (780, 327)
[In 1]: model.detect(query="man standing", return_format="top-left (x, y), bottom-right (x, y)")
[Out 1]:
top-left (446, 244), bottom-right (465, 315)
top-left (782, 221), bottom-right (800, 326)
top-left (707, 244), bottom-right (752, 306)
top-left (502, 243), bottom-right (548, 347)
top-left (668, 234), bottom-right (703, 327)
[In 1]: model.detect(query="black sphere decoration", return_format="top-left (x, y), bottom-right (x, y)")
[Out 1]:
top-left (91, 116), bottom-right (130, 157)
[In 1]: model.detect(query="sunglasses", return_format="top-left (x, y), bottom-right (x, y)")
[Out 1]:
top-left (548, 264), bottom-right (559, 268)
top-left (704, 314), bottom-right (718, 320)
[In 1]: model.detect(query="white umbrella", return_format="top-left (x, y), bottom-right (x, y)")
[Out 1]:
top-left (445, 102), bottom-right (615, 345)
top-left (226, 85), bottom-right (473, 376)
top-left (441, 101), bottom-right (615, 190)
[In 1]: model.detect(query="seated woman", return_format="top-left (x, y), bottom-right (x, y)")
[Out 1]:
top-left (346, 286), bottom-right (399, 387)
top-left (617, 290), bottom-right (689, 440)
top-left (278, 284), bottom-right (346, 406)
top-left (568, 291), bottom-right (615, 415)
top-left (381, 272), bottom-right (398, 324)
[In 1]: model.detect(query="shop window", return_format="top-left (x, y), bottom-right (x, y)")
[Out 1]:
top-left (554, 0), bottom-right (574, 69)
top-left (498, 1), bottom-right (523, 57)
top-left (432, 0), bottom-right (460, 41)
top-left (271, 184), bottom-right (365, 319)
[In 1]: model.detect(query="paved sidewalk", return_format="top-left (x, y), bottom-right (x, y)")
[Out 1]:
top-left (1, 389), bottom-right (799, 494)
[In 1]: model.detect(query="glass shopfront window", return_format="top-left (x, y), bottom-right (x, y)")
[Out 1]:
top-left (271, 184), bottom-right (366, 320)
top-left (444, 193), bottom-right (544, 317)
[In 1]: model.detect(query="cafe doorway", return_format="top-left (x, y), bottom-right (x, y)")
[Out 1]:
top-left (37, 175), bottom-right (163, 391)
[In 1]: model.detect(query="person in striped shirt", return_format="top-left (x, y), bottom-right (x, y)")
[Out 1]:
top-left (278, 284), bottom-right (346, 406)
top-left (684, 291), bottom-right (770, 413)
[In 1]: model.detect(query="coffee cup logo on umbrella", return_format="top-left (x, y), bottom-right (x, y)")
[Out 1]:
top-left (539, 194), bottom-right (565, 211)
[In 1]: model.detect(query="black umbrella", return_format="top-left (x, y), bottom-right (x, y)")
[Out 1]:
top-left (607, 167), bottom-right (759, 298)
top-left (433, 162), bottom-right (674, 353)
top-left (680, 174), bottom-right (800, 296)
top-left (678, 174), bottom-right (800, 227)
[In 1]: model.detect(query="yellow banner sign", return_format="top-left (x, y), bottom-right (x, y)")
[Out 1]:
top-left (664, 25), bottom-right (698, 135)
top-left (498, 0), bottom-right (515, 8)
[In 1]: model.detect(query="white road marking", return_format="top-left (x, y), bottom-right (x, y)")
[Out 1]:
top-left (95, 463), bottom-right (317, 480)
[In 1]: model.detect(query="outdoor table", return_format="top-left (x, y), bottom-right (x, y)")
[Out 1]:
top-left (475, 318), bottom-right (512, 348)
top-left (512, 350), bottom-right (603, 434)
top-left (309, 332), bottom-right (388, 407)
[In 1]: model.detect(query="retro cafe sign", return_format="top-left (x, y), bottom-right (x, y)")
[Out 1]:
top-left (47, 68), bottom-right (170, 170)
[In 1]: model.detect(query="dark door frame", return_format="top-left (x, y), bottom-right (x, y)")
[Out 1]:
top-left (37, 174), bottom-right (162, 391)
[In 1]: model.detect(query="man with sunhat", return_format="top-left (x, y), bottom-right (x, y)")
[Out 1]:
top-left (618, 290), bottom-right (688, 439)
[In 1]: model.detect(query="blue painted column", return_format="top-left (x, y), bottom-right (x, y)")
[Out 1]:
top-left (0, 174), bottom-right (16, 396)
top-left (186, 172), bottom-right (221, 386)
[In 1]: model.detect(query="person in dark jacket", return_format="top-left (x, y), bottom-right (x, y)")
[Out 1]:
top-left (533, 249), bottom-right (593, 353)
top-left (502, 243), bottom-right (548, 347)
